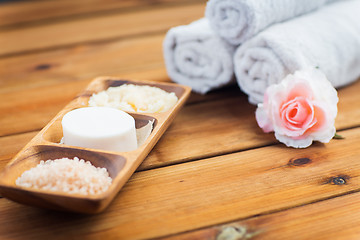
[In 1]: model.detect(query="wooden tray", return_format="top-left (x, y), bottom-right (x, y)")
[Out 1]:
top-left (0, 77), bottom-right (191, 214)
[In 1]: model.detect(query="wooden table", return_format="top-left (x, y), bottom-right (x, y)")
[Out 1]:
top-left (1, 1), bottom-right (360, 239)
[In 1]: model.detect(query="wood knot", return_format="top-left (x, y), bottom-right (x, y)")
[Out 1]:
top-left (288, 158), bottom-right (312, 167)
top-left (34, 64), bottom-right (52, 71)
top-left (324, 175), bottom-right (350, 185)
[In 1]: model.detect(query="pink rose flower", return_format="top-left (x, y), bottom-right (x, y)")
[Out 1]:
top-left (255, 68), bottom-right (338, 148)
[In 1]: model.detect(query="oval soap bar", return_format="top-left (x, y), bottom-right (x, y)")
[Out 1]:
top-left (62, 107), bottom-right (137, 152)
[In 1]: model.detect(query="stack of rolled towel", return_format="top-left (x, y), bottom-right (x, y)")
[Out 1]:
top-left (163, 0), bottom-right (360, 104)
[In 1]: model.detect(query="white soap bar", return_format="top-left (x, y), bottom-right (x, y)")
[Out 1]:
top-left (62, 107), bottom-right (137, 152)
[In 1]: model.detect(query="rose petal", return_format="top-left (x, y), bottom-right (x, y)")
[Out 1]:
top-left (287, 80), bottom-right (314, 101)
top-left (256, 104), bottom-right (273, 133)
top-left (276, 97), bottom-right (316, 137)
top-left (312, 126), bottom-right (336, 143)
top-left (275, 132), bottom-right (313, 148)
top-left (306, 102), bottom-right (336, 143)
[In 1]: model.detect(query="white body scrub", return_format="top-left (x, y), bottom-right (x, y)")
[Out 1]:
top-left (62, 107), bottom-right (137, 152)
top-left (88, 84), bottom-right (178, 113)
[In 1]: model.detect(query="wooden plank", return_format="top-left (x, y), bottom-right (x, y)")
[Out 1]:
top-left (139, 94), bottom-right (267, 170)
top-left (0, 80), bottom-right (90, 137)
top-left (336, 80), bottom-right (360, 128)
top-left (162, 191), bottom-right (360, 240)
top-left (0, 131), bottom-right (37, 170)
top-left (0, 35), bottom-right (167, 94)
top-left (0, 0), bottom-right (205, 28)
top-left (0, 127), bottom-right (359, 239)
top-left (0, 3), bottom-right (205, 56)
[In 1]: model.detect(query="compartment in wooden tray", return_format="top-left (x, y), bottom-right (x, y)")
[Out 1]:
top-left (0, 145), bottom-right (126, 213)
top-left (79, 77), bottom-right (187, 100)
top-left (0, 77), bottom-right (191, 213)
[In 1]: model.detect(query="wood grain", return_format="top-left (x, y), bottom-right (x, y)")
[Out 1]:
top-left (0, 131), bottom-right (37, 170)
top-left (0, 80), bottom-right (90, 137)
top-left (162, 191), bottom-right (360, 240)
top-left (138, 94), bottom-right (270, 170)
top-left (0, 3), bottom-right (205, 56)
top-left (1, 0), bottom-right (360, 239)
top-left (336, 81), bottom-right (360, 129)
top-left (0, 0), bottom-right (206, 28)
top-left (0, 35), bottom-right (167, 94)
top-left (0, 127), bottom-right (359, 239)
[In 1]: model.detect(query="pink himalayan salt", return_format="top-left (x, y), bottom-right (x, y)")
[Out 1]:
top-left (16, 157), bottom-right (112, 195)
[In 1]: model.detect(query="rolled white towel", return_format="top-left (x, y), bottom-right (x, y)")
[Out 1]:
top-left (205, 0), bottom-right (337, 45)
top-left (234, 0), bottom-right (360, 104)
top-left (163, 18), bottom-right (236, 94)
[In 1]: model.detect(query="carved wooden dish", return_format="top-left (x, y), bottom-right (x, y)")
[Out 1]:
top-left (0, 77), bottom-right (191, 214)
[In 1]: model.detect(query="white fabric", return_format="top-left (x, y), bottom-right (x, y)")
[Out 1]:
top-left (234, 0), bottom-right (360, 104)
top-left (205, 0), bottom-right (337, 45)
top-left (163, 18), bottom-right (236, 94)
